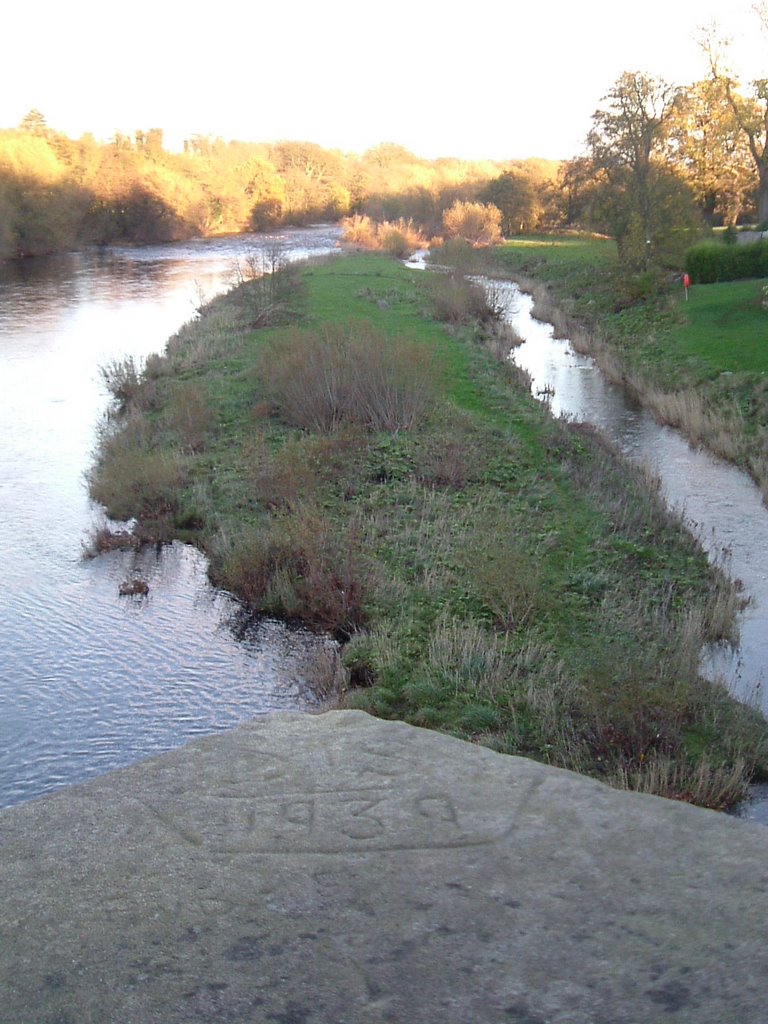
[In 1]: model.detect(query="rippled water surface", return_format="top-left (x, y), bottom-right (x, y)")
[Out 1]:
top-left (0, 226), bottom-right (342, 807)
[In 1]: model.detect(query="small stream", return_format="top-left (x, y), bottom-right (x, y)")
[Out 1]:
top-left (488, 279), bottom-right (768, 823)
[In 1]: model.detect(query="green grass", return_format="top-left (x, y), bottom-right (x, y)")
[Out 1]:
top-left (88, 250), bottom-right (768, 809)
top-left (674, 280), bottom-right (768, 375)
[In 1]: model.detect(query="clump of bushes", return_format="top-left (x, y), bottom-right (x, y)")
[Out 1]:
top-left (256, 324), bottom-right (437, 432)
top-left (442, 200), bottom-right (503, 246)
top-left (88, 405), bottom-right (191, 535)
top-left (211, 507), bottom-right (371, 637)
top-left (685, 240), bottom-right (768, 283)
top-left (342, 215), bottom-right (426, 257)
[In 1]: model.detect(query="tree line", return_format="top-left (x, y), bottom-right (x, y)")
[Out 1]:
top-left (556, 13), bottom-right (768, 268)
top-left (0, 112), bottom-right (558, 259)
top-left (4, 13), bottom-right (767, 268)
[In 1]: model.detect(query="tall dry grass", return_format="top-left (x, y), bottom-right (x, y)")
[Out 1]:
top-left (257, 324), bottom-right (437, 433)
top-left (211, 506), bottom-right (372, 636)
top-left (610, 754), bottom-right (751, 810)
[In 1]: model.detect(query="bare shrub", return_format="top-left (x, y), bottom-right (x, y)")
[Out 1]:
top-left (99, 355), bottom-right (153, 412)
top-left (341, 214), bottom-right (378, 248)
top-left (442, 200), bottom-right (502, 246)
top-left (428, 272), bottom-right (498, 324)
top-left (341, 215), bottom-right (425, 255)
top-left (378, 228), bottom-right (412, 258)
top-left (212, 506), bottom-right (370, 635)
top-left (257, 324), bottom-right (436, 433)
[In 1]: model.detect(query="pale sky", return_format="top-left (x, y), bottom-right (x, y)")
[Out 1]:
top-left (1, 0), bottom-right (764, 161)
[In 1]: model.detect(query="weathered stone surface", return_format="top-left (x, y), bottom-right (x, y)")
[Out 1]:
top-left (2, 710), bottom-right (767, 1023)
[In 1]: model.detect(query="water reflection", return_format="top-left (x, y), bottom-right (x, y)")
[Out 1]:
top-left (0, 225), bottom-right (342, 808)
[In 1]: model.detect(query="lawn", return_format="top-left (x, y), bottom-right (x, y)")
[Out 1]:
top-left (675, 279), bottom-right (768, 376)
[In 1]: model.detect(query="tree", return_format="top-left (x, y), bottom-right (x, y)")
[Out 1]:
top-left (587, 72), bottom-right (680, 265)
top-left (557, 157), bottom-right (602, 226)
top-left (480, 170), bottom-right (540, 235)
top-left (19, 109), bottom-right (49, 136)
top-left (701, 18), bottom-right (768, 223)
top-left (666, 78), bottom-right (755, 225)
top-left (442, 200), bottom-right (502, 245)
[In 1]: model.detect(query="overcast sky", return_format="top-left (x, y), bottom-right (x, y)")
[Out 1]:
top-left (2, 0), bottom-right (764, 160)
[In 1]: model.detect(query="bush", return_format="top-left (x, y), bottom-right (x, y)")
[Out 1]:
top-left (427, 272), bottom-right (499, 324)
top-left (685, 240), bottom-right (768, 283)
top-left (257, 324), bottom-right (437, 432)
top-left (99, 355), bottom-right (148, 412)
top-left (341, 215), bottom-right (425, 256)
top-left (90, 439), bottom-right (188, 527)
top-left (442, 200), bottom-right (503, 246)
top-left (213, 506), bottom-right (370, 635)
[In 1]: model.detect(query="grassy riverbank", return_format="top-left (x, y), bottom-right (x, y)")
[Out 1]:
top-left (488, 235), bottom-right (768, 498)
top-left (89, 251), bottom-right (768, 808)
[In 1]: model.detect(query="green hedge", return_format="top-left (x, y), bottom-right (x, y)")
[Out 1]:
top-left (685, 240), bottom-right (768, 284)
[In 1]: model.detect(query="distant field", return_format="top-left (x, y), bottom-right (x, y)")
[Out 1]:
top-left (493, 235), bottom-right (618, 294)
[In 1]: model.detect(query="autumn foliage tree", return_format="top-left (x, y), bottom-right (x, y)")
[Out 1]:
top-left (441, 200), bottom-right (503, 245)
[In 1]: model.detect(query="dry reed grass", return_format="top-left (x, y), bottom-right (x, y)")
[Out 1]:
top-left (257, 324), bottom-right (437, 433)
top-left (610, 754), bottom-right (751, 809)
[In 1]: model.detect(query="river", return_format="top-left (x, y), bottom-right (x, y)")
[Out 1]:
top-left (0, 225), bottom-right (343, 808)
top-left (4, 237), bottom-right (767, 820)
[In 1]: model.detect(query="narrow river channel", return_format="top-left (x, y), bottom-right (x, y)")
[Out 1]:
top-left (0, 225), bottom-right (342, 808)
top-left (487, 279), bottom-right (768, 823)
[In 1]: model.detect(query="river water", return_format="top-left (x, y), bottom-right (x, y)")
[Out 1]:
top-left (0, 225), bottom-right (343, 808)
top-left (490, 280), bottom-right (768, 823)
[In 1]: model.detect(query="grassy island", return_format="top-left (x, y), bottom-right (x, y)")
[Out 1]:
top-left (89, 250), bottom-right (768, 809)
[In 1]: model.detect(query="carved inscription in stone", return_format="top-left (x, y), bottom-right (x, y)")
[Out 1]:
top-left (141, 777), bottom-right (542, 856)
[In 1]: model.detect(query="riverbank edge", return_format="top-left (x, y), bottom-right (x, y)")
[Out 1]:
top-left (87, 251), bottom-right (768, 808)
